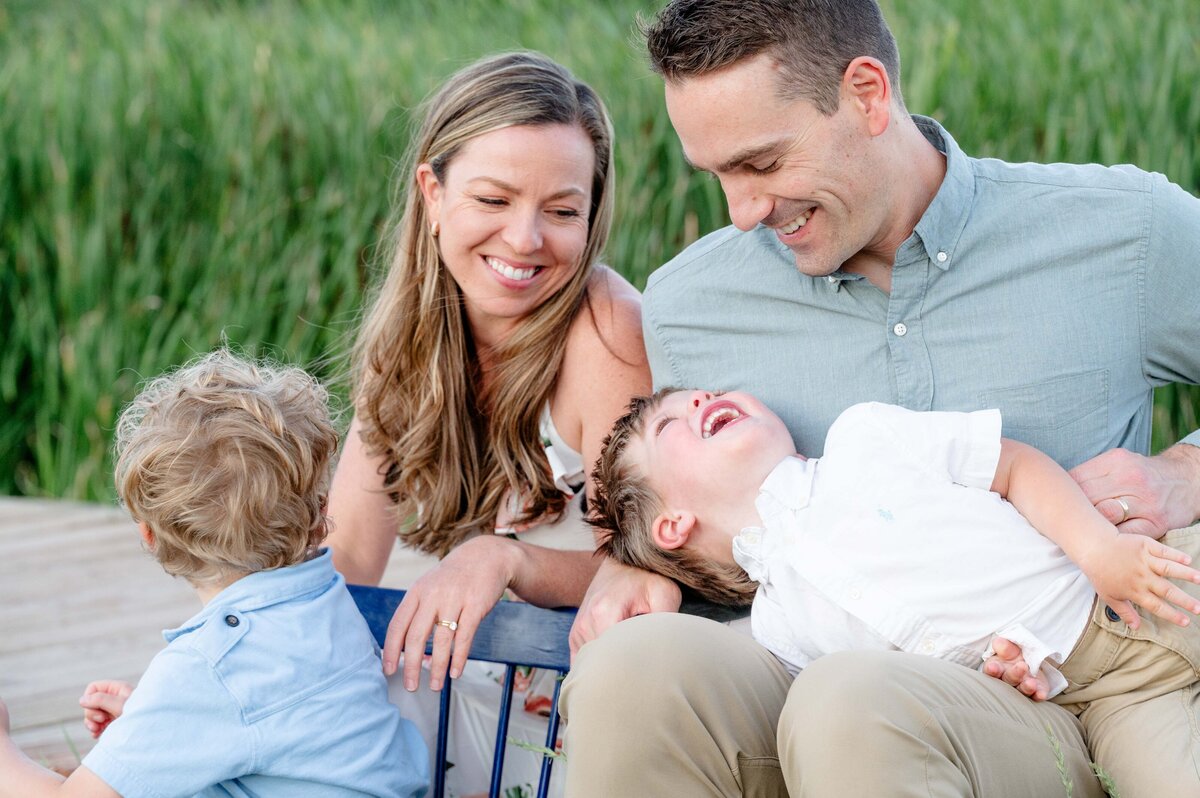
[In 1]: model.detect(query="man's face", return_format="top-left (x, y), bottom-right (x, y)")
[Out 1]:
top-left (631, 389), bottom-right (795, 519)
top-left (665, 54), bottom-right (889, 278)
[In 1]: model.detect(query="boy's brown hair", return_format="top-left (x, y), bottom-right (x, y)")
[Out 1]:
top-left (113, 349), bottom-right (339, 583)
top-left (590, 389), bottom-right (758, 606)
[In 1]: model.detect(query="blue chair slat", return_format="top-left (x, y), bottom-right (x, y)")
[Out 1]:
top-left (347, 584), bottom-right (576, 798)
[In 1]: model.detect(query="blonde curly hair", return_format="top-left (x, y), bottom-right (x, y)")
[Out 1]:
top-left (114, 349), bottom-right (339, 583)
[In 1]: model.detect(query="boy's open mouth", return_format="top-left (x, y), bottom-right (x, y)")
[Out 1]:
top-left (701, 401), bottom-right (744, 438)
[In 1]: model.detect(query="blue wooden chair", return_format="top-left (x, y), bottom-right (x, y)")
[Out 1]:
top-left (349, 585), bottom-right (576, 798)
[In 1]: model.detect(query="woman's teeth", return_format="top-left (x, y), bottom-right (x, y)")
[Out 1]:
top-left (780, 209), bottom-right (814, 235)
top-left (487, 257), bottom-right (538, 281)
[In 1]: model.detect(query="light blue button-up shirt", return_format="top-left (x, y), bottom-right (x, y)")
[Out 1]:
top-left (83, 549), bottom-right (429, 798)
top-left (643, 117), bottom-right (1200, 468)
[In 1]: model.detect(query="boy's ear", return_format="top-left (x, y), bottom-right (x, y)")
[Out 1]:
top-left (651, 509), bottom-right (696, 551)
top-left (138, 521), bottom-right (156, 551)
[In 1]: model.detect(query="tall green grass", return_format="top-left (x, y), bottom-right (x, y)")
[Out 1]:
top-left (2, 0), bottom-right (1198, 500)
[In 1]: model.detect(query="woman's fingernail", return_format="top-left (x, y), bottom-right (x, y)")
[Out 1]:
top-left (405, 679), bottom-right (416, 692)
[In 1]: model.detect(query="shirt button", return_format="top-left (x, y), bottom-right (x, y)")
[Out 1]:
top-left (848, 588), bottom-right (862, 600)
top-left (827, 275), bottom-right (837, 283)
top-left (1104, 605), bottom-right (1121, 623)
top-left (893, 322), bottom-right (908, 337)
top-left (936, 251), bottom-right (948, 263)
top-left (920, 639), bottom-right (935, 653)
top-left (225, 614), bottom-right (240, 627)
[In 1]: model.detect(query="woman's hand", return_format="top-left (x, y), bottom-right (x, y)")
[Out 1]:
top-left (569, 558), bottom-right (681, 658)
top-left (383, 536), bottom-right (519, 692)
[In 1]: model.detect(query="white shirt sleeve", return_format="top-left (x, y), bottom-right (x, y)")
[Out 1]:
top-left (984, 623), bottom-right (1071, 698)
top-left (827, 403), bottom-right (1002, 490)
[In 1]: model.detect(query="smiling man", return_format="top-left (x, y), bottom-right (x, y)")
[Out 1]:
top-left (561, 1), bottom-right (1200, 796)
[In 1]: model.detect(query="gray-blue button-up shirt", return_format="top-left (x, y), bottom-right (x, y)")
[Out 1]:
top-left (643, 117), bottom-right (1200, 468)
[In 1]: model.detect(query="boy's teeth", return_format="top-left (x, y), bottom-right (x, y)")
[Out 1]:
top-left (780, 209), bottom-right (814, 235)
top-left (487, 257), bottom-right (538, 281)
top-left (702, 406), bottom-right (742, 438)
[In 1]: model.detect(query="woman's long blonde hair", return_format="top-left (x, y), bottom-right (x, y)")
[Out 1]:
top-left (353, 51), bottom-right (615, 557)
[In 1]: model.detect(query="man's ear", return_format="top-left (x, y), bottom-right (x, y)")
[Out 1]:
top-left (138, 521), bottom-right (156, 551)
top-left (841, 56), bottom-right (892, 137)
top-left (651, 509), bottom-right (696, 551)
top-left (415, 162), bottom-right (444, 222)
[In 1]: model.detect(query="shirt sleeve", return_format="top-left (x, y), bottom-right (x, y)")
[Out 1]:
top-left (642, 281), bottom-right (683, 391)
top-left (1144, 174), bottom-right (1200, 449)
top-left (82, 647), bottom-right (254, 797)
top-left (828, 402), bottom-right (1002, 490)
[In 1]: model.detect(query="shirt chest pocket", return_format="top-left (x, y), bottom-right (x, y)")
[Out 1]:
top-left (977, 368), bottom-right (1109, 468)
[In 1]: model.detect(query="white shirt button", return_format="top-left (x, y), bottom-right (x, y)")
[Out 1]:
top-left (920, 639), bottom-right (935, 653)
top-left (848, 588), bottom-right (862, 600)
top-left (827, 275), bottom-right (837, 283)
top-left (893, 322), bottom-right (908, 337)
top-left (936, 251), bottom-right (949, 263)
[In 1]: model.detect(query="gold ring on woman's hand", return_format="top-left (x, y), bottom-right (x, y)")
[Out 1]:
top-left (435, 619), bottom-right (459, 632)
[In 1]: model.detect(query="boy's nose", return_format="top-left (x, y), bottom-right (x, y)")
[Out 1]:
top-left (689, 390), bottom-right (713, 410)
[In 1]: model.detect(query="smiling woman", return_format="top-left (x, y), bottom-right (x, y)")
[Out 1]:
top-left (322, 51), bottom-right (650, 794)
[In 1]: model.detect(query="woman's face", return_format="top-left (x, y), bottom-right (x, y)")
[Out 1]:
top-left (417, 123), bottom-right (596, 344)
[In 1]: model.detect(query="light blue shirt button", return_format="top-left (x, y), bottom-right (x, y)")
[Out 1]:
top-left (893, 323), bottom-right (908, 337)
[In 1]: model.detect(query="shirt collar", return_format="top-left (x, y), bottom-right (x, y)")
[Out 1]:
top-left (904, 116), bottom-right (976, 271)
top-left (733, 456), bottom-right (814, 582)
top-left (164, 548), bottom-right (338, 643)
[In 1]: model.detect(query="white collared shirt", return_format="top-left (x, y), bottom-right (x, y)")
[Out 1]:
top-left (733, 403), bottom-right (1095, 697)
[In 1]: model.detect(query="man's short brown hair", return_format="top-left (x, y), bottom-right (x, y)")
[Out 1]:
top-left (642, 0), bottom-right (903, 115)
top-left (114, 349), bottom-right (339, 583)
top-left (590, 389), bottom-right (757, 606)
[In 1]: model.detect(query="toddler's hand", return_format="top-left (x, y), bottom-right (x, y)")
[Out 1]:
top-left (80, 680), bottom-right (134, 739)
top-left (982, 636), bottom-right (1051, 701)
top-left (1078, 533), bottom-right (1200, 629)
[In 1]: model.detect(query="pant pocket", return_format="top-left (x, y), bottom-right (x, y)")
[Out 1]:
top-left (736, 753), bottom-right (788, 798)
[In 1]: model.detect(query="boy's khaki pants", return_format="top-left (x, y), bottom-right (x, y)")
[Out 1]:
top-left (560, 526), bottom-right (1200, 798)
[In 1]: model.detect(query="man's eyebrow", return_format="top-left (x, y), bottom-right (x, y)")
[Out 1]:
top-left (708, 141), bottom-right (787, 174)
top-left (466, 176), bottom-right (586, 200)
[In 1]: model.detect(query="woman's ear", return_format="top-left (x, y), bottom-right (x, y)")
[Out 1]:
top-left (415, 163), bottom-right (444, 224)
top-left (651, 509), bottom-right (696, 551)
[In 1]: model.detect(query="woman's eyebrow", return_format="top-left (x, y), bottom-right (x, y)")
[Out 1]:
top-left (465, 176), bottom-right (586, 200)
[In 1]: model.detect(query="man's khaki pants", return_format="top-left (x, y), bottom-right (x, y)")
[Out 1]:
top-left (560, 526), bottom-right (1200, 797)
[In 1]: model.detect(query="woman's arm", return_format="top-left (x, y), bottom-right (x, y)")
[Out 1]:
top-left (325, 415), bottom-right (402, 586)
top-left (554, 268), bottom-right (683, 654)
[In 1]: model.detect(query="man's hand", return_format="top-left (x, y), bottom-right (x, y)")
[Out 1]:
top-left (79, 681), bottom-right (134, 739)
top-left (1070, 444), bottom-right (1200, 538)
top-left (569, 559), bottom-right (681, 659)
top-left (982, 637), bottom-right (1051, 701)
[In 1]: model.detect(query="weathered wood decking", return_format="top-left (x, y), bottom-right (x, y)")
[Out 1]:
top-left (0, 497), bottom-right (436, 772)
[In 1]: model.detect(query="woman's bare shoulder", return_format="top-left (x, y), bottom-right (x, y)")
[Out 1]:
top-left (565, 265), bottom-right (647, 365)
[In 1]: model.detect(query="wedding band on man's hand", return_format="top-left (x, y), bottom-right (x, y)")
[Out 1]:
top-left (435, 619), bottom-right (459, 632)
top-left (1115, 497), bottom-right (1131, 524)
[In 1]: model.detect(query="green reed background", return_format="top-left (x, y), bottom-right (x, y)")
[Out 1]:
top-left (2, 0), bottom-right (1198, 500)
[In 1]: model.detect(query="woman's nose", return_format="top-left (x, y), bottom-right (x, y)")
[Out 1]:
top-left (503, 211), bottom-right (543, 254)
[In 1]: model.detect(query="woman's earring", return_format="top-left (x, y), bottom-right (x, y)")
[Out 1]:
top-left (430, 220), bottom-right (440, 237)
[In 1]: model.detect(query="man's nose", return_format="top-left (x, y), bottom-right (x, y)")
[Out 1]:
top-left (723, 178), bottom-right (771, 232)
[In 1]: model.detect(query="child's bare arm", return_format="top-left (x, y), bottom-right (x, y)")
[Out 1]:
top-left (0, 698), bottom-right (121, 798)
top-left (992, 438), bottom-right (1200, 628)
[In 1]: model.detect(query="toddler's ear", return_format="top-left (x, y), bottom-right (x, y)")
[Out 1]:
top-left (651, 510), bottom-right (696, 550)
top-left (137, 521), bottom-right (156, 551)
